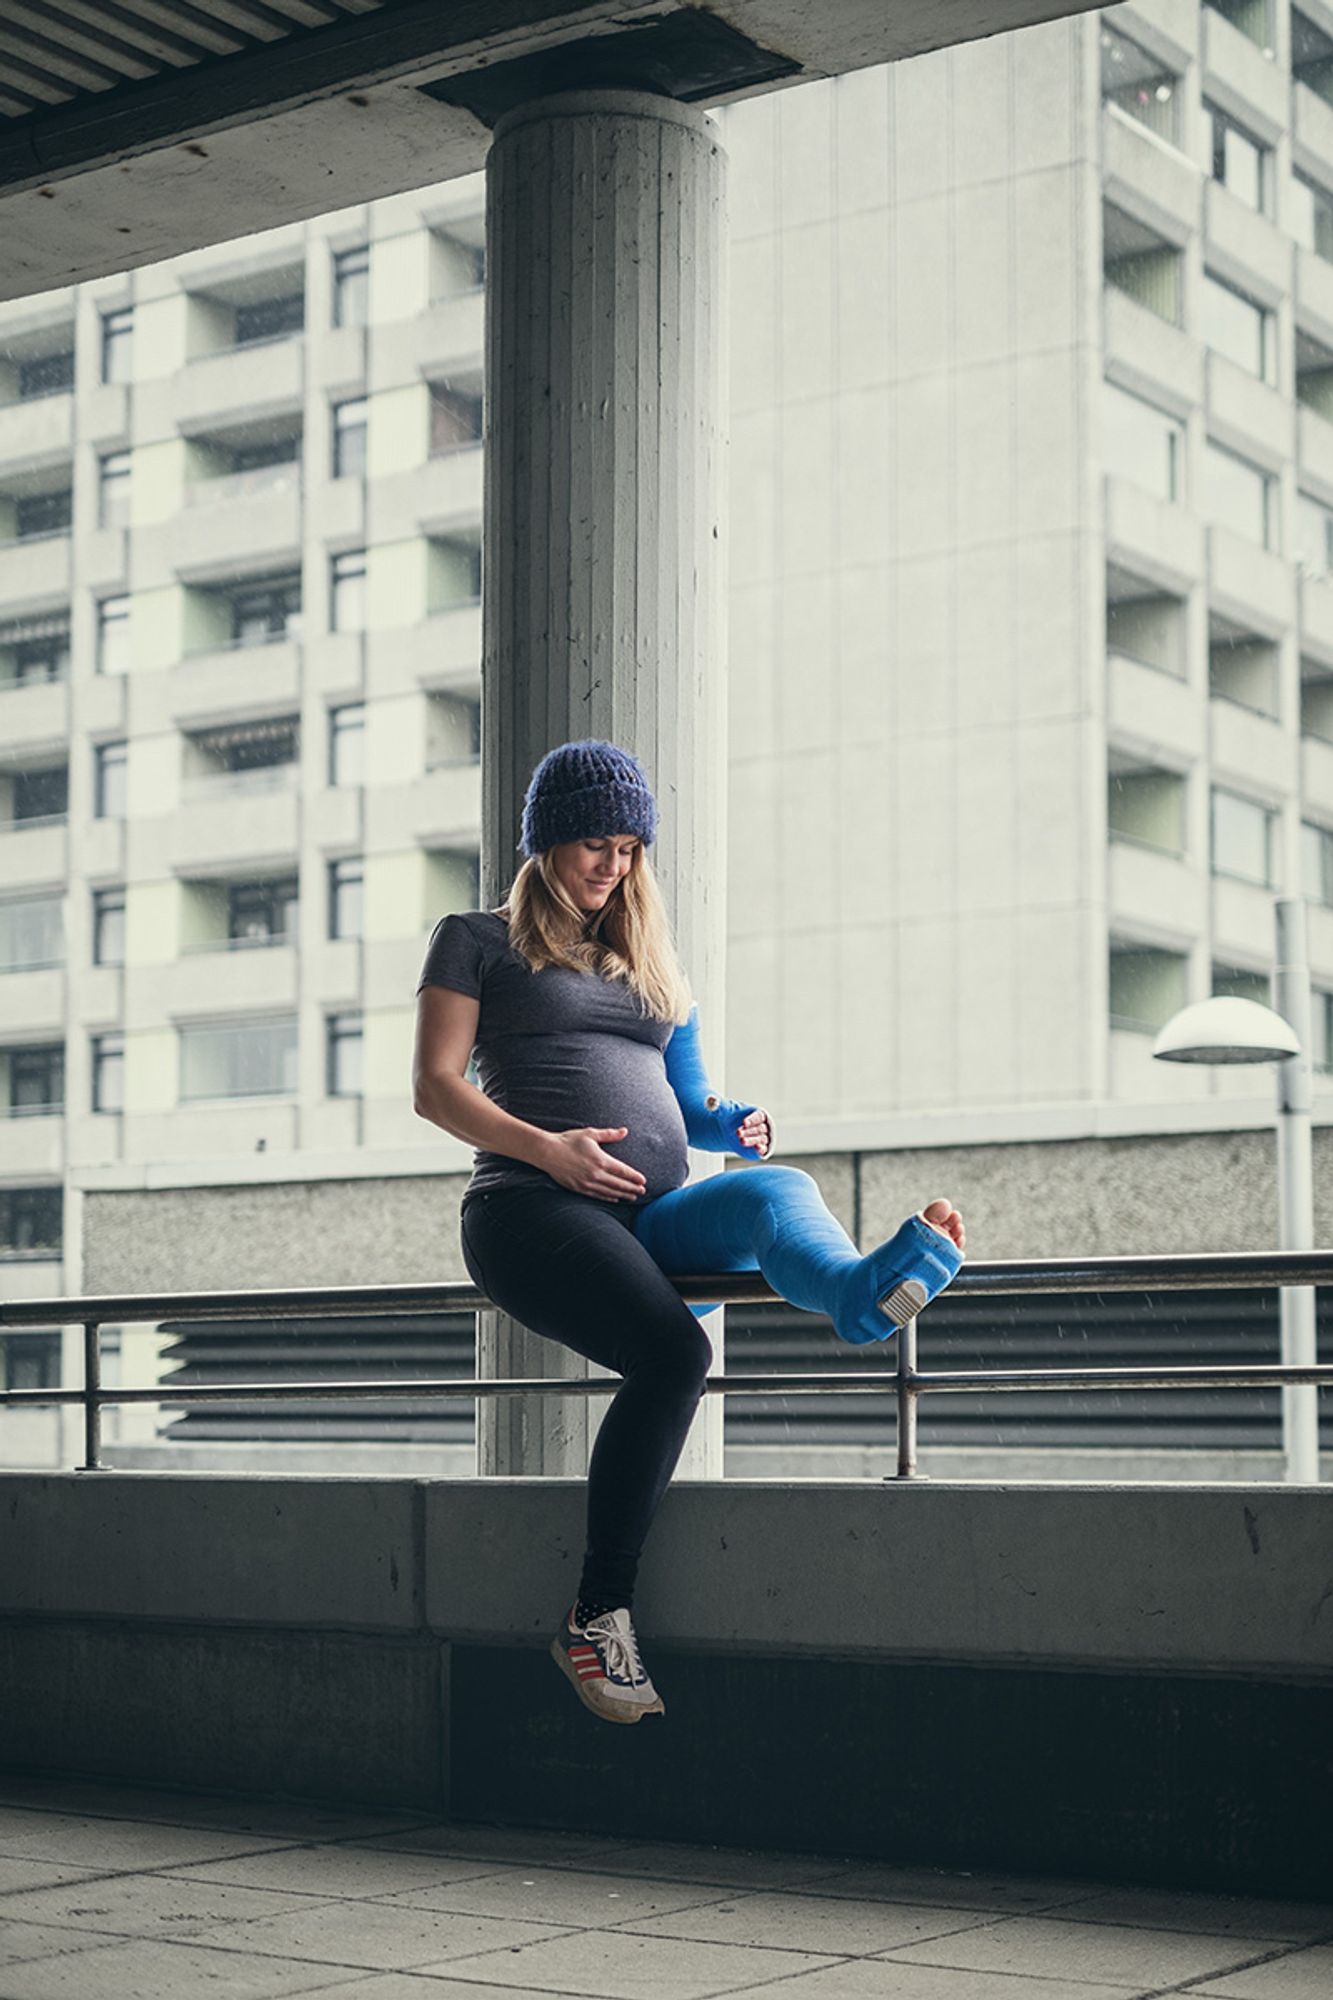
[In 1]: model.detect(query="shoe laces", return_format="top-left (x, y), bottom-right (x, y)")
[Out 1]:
top-left (583, 1608), bottom-right (647, 1686)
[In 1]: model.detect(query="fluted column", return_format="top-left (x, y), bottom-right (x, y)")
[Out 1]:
top-left (477, 90), bottom-right (728, 1478)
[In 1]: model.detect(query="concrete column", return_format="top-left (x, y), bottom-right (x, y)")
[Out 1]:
top-left (478, 90), bottom-right (728, 1479)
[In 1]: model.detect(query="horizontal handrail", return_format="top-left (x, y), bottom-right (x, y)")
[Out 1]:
top-left (1, 1249), bottom-right (1329, 1478)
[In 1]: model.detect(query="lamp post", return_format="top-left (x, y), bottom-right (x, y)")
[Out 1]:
top-left (1152, 899), bottom-right (1321, 1483)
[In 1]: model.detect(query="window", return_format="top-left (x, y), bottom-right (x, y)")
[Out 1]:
top-left (1291, 175), bottom-right (1333, 264)
top-left (430, 227), bottom-right (486, 299)
top-left (1109, 943), bottom-right (1189, 1032)
top-left (95, 741), bottom-right (127, 819)
top-left (98, 596), bottom-right (130, 675)
top-left (328, 703), bottom-right (365, 785)
top-left (100, 307), bottom-right (133, 385)
top-left (1296, 330), bottom-right (1333, 421)
top-left (1106, 571), bottom-right (1186, 677)
top-left (428, 535), bottom-right (482, 609)
top-left (326, 1012), bottom-right (363, 1097)
top-left (1100, 24), bottom-right (1182, 144)
top-left (1103, 383), bottom-right (1182, 502)
top-left (330, 550), bottom-right (366, 632)
top-left (1201, 441), bottom-right (1274, 548)
top-left (234, 293), bottom-right (304, 346)
top-left (1302, 820), bottom-right (1333, 904)
top-left (1212, 787), bottom-right (1278, 886)
top-left (1, 614), bottom-right (70, 688)
top-left (332, 398), bottom-right (367, 480)
top-left (11, 766), bottom-right (67, 824)
top-left (1208, 103), bottom-right (1270, 214)
top-left (332, 245), bottom-right (369, 328)
top-left (1202, 272), bottom-right (1274, 383)
top-left (98, 450), bottom-right (131, 529)
top-left (1, 1331), bottom-right (60, 1390)
top-left (1107, 758), bottom-right (1186, 854)
top-left (1297, 492), bottom-right (1333, 577)
top-left (1303, 658), bottom-right (1333, 740)
top-left (232, 435), bottom-right (300, 476)
top-left (92, 886), bottom-right (125, 967)
top-left (0, 1187), bottom-right (62, 1256)
top-left (15, 489), bottom-right (71, 540)
top-left (426, 691), bottom-right (482, 767)
top-left (228, 877), bottom-right (298, 947)
top-left (18, 348), bottom-right (73, 400)
top-left (428, 381), bottom-right (484, 454)
top-left (186, 718), bottom-right (299, 785)
top-left (1206, 0), bottom-right (1271, 51)
top-left (1209, 616), bottom-right (1279, 716)
top-left (179, 1016), bottom-right (298, 1101)
top-left (1212, 963), bottom-right (1272, 1004)
top-left (328, 857), bottom-right (363, 939)
top-left (231, 574), bottom-right (302, 646)
top-left (0, 895), bottom-right (63, 972)
top-left (7, 1045), bottom-right (63, 1115)
top-left (91, 1033), bottom-right (124, 1113)
top-left (1103, 205), bottom-right (1182, 325)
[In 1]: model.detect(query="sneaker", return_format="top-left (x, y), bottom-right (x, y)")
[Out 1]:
top-left (550, 1605), bottom-right (666, 1724)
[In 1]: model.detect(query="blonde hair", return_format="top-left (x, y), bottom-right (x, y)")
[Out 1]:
top-left (496, 842), bottom-right (694, 1026)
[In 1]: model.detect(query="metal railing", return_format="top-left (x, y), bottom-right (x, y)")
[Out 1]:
top-left (1, 1249), bottom-right (1331, 1478)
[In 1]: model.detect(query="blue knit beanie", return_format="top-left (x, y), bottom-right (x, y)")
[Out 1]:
top-left (519, 739), bottom-right (659, 857)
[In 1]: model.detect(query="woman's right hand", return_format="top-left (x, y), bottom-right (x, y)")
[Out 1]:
top-left (541, 1127), bottom-right (648, 1202)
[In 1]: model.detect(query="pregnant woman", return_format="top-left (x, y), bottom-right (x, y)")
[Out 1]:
top-left (412, 740), bottom-right (965, 1725)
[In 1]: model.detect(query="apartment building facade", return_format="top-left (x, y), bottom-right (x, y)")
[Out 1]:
top-left (3, 3), bottom-right (1332, 1468)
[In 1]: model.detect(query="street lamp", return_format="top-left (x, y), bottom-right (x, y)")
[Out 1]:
top-left (1152, 899), bottom-right (1321, 1483)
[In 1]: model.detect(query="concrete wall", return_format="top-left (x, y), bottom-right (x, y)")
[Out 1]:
top-left (2, 1472), bottom-right (1329, 1895)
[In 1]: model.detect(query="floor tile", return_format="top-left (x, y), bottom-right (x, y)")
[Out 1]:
top-left (0, 1777), bottom-right (425, 1844)
top-left (1059, 1886), bottom-right (1333, 1942)
top-left (0, 1857), bottom-right (104, 1895)
top-left (0, 1921), bottom-right (122, 1968)
top-left (433, 1929), bottom-right (841, 1999)
top-left (363, 1825), bottom-right (621, 1869)
top-left (293, 1980), bottom-right (584, 2000)
top-left (883, 1914), bottom-right (1277, 1986)
top-left (188, 1900), bottom-right (574, 1972)
top-left (373, 1863), bottom-right (738, 1928)
top-left (621, 1891), bottom-right (993, 1956)
top-left (802, 1862), bottom-right (1099, 1913)
top-left (0, 1871), bottom-right (345, 1939)
top-left (0, 1816), bottom-right (292, 1871)
top-left (1194, 1947), bottom-right (1333, 1997)
top-left (568, 1842), bottom-right (852, 1891)
top-left (0, 1938), bottom-right (370, 1999)
top-left (718, 1962), bottom-right (1142, 2000)
top-left (166, 1848), bottom-right (508, 1899)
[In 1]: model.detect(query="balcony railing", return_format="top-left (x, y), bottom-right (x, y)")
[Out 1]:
top-left (181, 764), bottom-right (297, 801)
top-left (186, 464), bottom-right (301, 506)
top-left (2, 1250), bottom-right (1330, 1476)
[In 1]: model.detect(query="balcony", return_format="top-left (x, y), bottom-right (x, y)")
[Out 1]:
top-left (1301, 730), bottom-right (1333, 811)
top-left (366, 288), bottom-right (485, 391)
top-left (150, 942), bottom-right (298, 1024)
top-left (162, 769), bottom-right (300, 874)
top-left (0, 393), bottom-right (71, 471)
top-left (1201, 179), bottom-right (1289, 307)
top-left (1205, 523), bottom-right (1291, 638)
top-left (1199, 5), bottom-right (1286, 137)
top-left (372, 604), bottom-right (482, 689)
top-left (0, 1110), bottom-right (62, 1177)
top-left (0, 818), bottom-right (66, 885)
top-left (167, 639), bottom-right (301, 729)
top-left (1209, 694), bottom-right (1293, 794)
top-left (0, 533), bottom-right (69, 609)
top-left (1212, 870), bottom-right (1279, 956)
top-left (1108, 836), bottom-right (1203, 935)
top-left (170, 338), bottom-right (304, 433)
top-left (413, 443), bottom-right (484, 533)
top-left (1298, 403), bottom-right (1333, 509)
top-left (1103, 286), bottom-right (1201, 415)
top-left (307, 785), bottom-right (361, 851)
top-left (0, 969), bottom-right (62, 1037)
top-left (1293, 77), bottom-right (1333, 184)
top-left (125, 1101), bottom-right (300, 1165)
top-left (1204, 350), bottom-right (1288, 470)
top-left (1299, 571), bottom-right (1333, 667)
top-left (0, 677), bottom-right (65, 747)
top-left (410, 758), bottom-right (482, 844)
top-left (1106, 651), bottom-right (1201, 763)
top-left (1295, 242), bottom-right (1333, 352)
top-left (1100, 105), bottom-right (1199, 244)
top-left (1104, 477), bottom-right (1204, 591)
top-left (170, 473), bottom-right (302, 580)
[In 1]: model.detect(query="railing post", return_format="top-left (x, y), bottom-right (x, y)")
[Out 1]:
top-left (80, 1321), bottom-right (102, 1472)
top-left (893, 1311), bottom-right (923, 1480)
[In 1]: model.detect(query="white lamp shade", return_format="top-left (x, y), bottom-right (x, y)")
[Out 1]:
top-left (1152, 996), bottom-right (1300, 1065)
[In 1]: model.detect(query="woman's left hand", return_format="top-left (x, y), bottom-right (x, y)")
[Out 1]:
top-left (738, 1108), bottom-right (772, 1159)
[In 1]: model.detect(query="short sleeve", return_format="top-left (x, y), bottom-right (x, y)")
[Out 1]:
top-left (417, 912), bottom-right (484, 999)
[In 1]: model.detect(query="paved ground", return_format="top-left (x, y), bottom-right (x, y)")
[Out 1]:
top-left (0, 1776), bottom-right (1329, 2000)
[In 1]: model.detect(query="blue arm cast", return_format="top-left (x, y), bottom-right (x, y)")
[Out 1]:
top-left (664, 1004), bottom-right (768, 1159)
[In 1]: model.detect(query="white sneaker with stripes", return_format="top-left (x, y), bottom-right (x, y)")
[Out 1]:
top-left (550, 1605), bottom-right (666, 1724)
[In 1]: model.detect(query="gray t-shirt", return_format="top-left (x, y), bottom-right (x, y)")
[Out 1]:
top-left (417, 909), bottom-right (690, 1210)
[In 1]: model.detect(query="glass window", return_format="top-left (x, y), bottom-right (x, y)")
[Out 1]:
top-left (428, 536), bottom-right (482, 609)
top-left (98, 596), bottom-right (130, 675)
top-left (1302, 820), bottom-right (1333, 904)
top-left (1291, 175), bottom-right (1333, 264)
top-left (1108, 944), bottom-right (1189, 1032)
top-left (92, 886), bottom-right (125, 966)
top-left (231, 574), bottom-right (302, 646)
top-left (179, 1016), bottom-right (298, 1101)
top-left (1107, 764), bottom-right (1186, 852)
top-left (428, 382), bottom-right (483, 454)
top-left (328, 704), bottom-right (365, 785)
top-left (1202, 441), bottom-right (1274, 547)
top-left (1212, 963), bottom-right (1272, 1004)
top-left (234, 294), bottom-right (304, 346)
top-left (326, 1012), bottom-right (363, 1097)
top-left (332, 398), bottom-right (367, 480)
top-left (1103, 383), bottom-right (1183, 501)
top-left (12, 766), bottom-right (67, 823)
top-left (15, 489), bottom-right (71, 540)
top-left (2, 616), bottom-right (70, 687)
top-left (2, 1331), bottom-right (60, 1390)
top-left (332, 246), bottom-right (369, 328)
top-left (98, 450), bottom-right (131, 529)
top-left (328, 857), bottom-right (363, 939)
top-left (95, 741), bottom-right (127, 819)
top-left (1208, 103), bottom-right (1270, 213)
top-left (18, 348), bottom-right (73, 400)
top-left (1310, 990), bottom-right (1333, 1073)
top-left (1212, 787), bottom-right (1278, 885)
top-left (0, 895), bottom-right (63, 972)
top-left (101, 308), bottom-right (133, 385)
top-left (1297, 492), bottom-right (1333, 576)
top-left (330, 550), bottom-right (366, 632)
top-left (1202, 271), bottom-right (1273, 382)
top-left (228, 877), bottom-right (298, 947)
top-left (0, 1187), bottom-right (62, 1256)
top-left (8, 1045), bottom-right (63, 1115)
top-left (91, 1033), bottom-right (124, 1113)
top-left (1100, 23), bottom-right (1182, 143)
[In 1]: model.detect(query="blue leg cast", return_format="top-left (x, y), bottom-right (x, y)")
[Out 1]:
top-left (631, 1165), bottom-right (963, 1346)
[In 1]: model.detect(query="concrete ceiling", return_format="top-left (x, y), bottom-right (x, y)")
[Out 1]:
top-left (0, 0), bottom-right (1100, 303)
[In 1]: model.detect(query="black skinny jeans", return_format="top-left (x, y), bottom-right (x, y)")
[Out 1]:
top-left (460, 1182), bottom-right (713, 1609)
